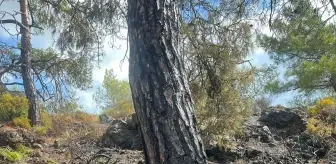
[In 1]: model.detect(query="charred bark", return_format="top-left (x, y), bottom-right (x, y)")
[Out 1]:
top-left (20, 0), bottom-right (40, 125)
top-left (127, 0), bottom-right (207, 163)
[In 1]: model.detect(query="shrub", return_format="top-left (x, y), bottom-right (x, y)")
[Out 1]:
top-left (33, 126), bottom-right (49, 136)
top-left (0, 144), bottom-right (32, 162)
top-left (0, 93), bottom-right (29, 122)
top-left (47, 159), bottom-right (58, 164)
top-left (104, 106), bottom-right (134, 119)
top-left (12, 117), bottom-right (31, 130)
top-left (33, 111), bottom-right (53, 135)
top-left (73, 111), bottom-right (98, 123)
top-left (41, 111), bottom-right (52, 128)
top-left (16, 144), bottom-right (32, 156)
top-left (195, 87), bottom-right (251, 149)
top-left (0, 148), bottom-right (23, 162)
top-left (308, 97), bottom-right (335, 117)
top-left (49, 111), bottom-right (104, 139)
top-left (307, 118), bottom-right (332, 137)
top-left (306, 97), bottom-right (336, 138)
top-left (49, 114), bottom-right (75, 137)
top-left (252, 96), bottom-right (272, 114)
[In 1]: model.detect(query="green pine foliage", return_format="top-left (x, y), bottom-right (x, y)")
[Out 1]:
top-left (259, 0), bottom-right (336, 95)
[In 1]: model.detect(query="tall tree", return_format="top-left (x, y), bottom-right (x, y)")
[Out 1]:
top-left (1, 0), bottom-right (40, 125)
top-left (94, 69), bottom-right (134, 119)
top-left (127, 0), bottom-right (207, 163)
top-left (0, 0), bottom-right (121, 125)
top-left (259, 0), bottom-right (336, 96)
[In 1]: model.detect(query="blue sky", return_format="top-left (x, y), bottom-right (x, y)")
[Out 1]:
top-left (0, 0), bottom-right (298, 113)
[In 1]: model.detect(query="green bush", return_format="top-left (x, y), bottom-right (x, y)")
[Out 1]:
top-left (0, 93), bottom-right (29, 122)
top-left (306, 97), bottom-right (336, 138)
top-left (104, 102), bottom-right (134, 119)
top-left (73, 111), bottom-right (98, 122)
top-left (47, 159), bottom-right (58, 164)
top-left (0, 144), bottom-right (32, 162)
top-left (16, 144), bottom-right (32, 156)
top-left (0, 148), bottom-right (23, 162)
top-left (12, 117), bottom-right (31, 130)
top-left (33, 110), bottom-right (53, 135)
top-left (33, 126), bottom-right (49, 135)
top-left (194, 83), bottom-right (251, 149)
top-left (41, 111), bottom-right (52, 128)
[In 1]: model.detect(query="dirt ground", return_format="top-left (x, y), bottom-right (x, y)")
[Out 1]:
top-left (0, 125), bottom-right (144, 164)
top-left (0, 125), bottom-right (221, 164)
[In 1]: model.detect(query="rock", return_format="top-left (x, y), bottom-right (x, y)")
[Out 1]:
top-left (34, 150), bottom-right (43, 157)
top-left (268, 143), bottom-right (276, 147)
top-left (100, 109), bottom-right (332, 163)
top-left (28, 157), bottom-right (49, 164)
top-left (32, 143), bottom-right (43, 149)
top-left (246, 147), bottom-right (263, 158)
top-left (259, 132), bottom-right (272, 143)
top-left (35, 138), bottom-right (46, 145)
top-left (262, 126), bottom-right (271, 135)
top-left (99, 114), bottom-right (114, 124)
top-left (259, 111), bottom-right (306, 137)
top-left (101, 113), bottom-right (142, 150)
top-left (0, 129), bottom-right (35, 147)
top-left (236, 111), bottom-right (324, 163)
top-left (205, 146), bottom-right (240, 163)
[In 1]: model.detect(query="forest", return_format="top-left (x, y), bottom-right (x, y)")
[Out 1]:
top-left (0, 0), bottom-right (336, 163)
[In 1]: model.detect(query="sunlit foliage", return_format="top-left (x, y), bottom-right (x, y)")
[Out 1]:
top-left (12, 117), bottom-right (32, 130)
top-left (306, 97), bottom-right (336, 138)
top-left (259, 0), bottom-right (336, 96)
top-left (94, 69), bottom-right (134, 119)
top-left (0, 93), bottom-right (29, 122)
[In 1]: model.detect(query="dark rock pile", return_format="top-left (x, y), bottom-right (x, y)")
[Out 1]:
top-left (210, 110), bottom-right (330, 163)
top-left (101, 111), bottom-right (334, 163)
top-left (0, 128), bottom-right (36, 147)
top-left (99, 114), bottom-right (114, 124)
top-left (101, 113), bottom-right (142, 150)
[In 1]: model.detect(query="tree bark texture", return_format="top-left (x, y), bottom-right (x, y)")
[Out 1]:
top-left (20, 0), bottom-right (40, 125)
top-left (127, 0), bottom-right (207, 163)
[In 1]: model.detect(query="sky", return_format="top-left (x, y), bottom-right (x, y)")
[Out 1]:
top-left (0, 0), bottom-right (322, 113)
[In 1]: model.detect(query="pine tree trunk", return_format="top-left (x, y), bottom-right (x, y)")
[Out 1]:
top-left (127, 0), bottom-right (207, 163)
top-left (20, 0), bottom-right (40, 125)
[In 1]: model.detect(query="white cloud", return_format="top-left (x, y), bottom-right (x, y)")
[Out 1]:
top-left (75, 88), bottom-right (99, 114)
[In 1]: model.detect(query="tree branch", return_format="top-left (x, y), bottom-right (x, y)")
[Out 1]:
top-left (0, 19), bottom-right (27, 29)
top-left (0, 60), bottom-right (21, 78)
top-left (29, 24), bottom-right (43, 30)
top-left (330, 0), bottom-right (336, 15)
top-left (3, 82), bottom-right (23, 85)
top-left (0, 0), bottom-right (5, 7)
top-left (27, 0), bottom-right (44, 30)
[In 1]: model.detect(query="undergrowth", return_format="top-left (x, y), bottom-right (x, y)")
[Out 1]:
top-left (0, 144), bottom-right (32, 162)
